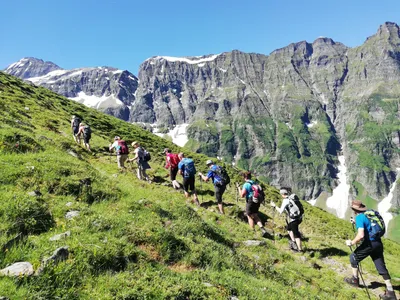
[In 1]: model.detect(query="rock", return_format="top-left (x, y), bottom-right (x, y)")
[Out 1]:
top-left (243, 240), bottom-right (266, 247)
top-left (65, 211), bottom-right (80, 220)
top-left (49, 231), bottom-right (71, 241)
top-left (203, 282), bottom-right (213, 287)
top-left (37, 247), bottom-right (69, 274)
top-left (0, 262), bottom-right (34, 277)
top-left (67, 150), bottom-right (79, 158)
top-left (65, 202), bottom-right (73, 207)
top-left (0, 296), bottom-right (10, 300)
top-left (27, 190), bottom-right (42, 197)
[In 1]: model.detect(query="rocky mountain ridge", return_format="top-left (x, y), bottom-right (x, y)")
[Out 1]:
top-left (4, 23), bottom-right (400, 224)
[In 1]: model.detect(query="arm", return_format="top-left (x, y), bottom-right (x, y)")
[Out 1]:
top-left (199, 173), bottom-right (209, 182)
top-left (271, 198), bottom-right (288, 214)
top-left (109, 141), bottom-right (116, 151)
top-left (350, 228), bottom-right (365, 246)
top-left (165, 156), bottom-right (171, 169)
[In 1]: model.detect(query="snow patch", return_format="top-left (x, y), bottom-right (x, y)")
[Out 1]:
top-left (219, 67), bottom-right (227, 72)
top-left (69, 91), bottom-right (123, 109)
top-left (326, 155), bottom-right (350, 218)
top-left (150, 54), bottom-right (220, 65)
top-left (306, 121), bottom-right (318, 128)
top-left (307, 199), bottom-right (317, 206)
top-left (198, 63), bottom-right (205, 67)
top-left (112, 70), bottom-right (123, 74)
top-left (378, 168), bottom-right (400, 233)
top-left (128, 75), bottom-right (137, 81)
top-left (167, 124), bottom-right (189, 147)
top-left (28, 69), bottom-right (69, 83)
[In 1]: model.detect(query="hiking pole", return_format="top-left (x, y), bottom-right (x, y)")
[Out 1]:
top-left (348, 245), bottom-right (371, 300)
top-left (271, 201), bottom-right (276, 244)
top-left (199, 174), bottom-right (203, 203)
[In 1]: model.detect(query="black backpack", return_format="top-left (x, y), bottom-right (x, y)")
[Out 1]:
top-left (214, 166), bottom-right (230, 186)
top-left (72, 117), bottom-right (81, 128)
top-left (286, 194), bottom-right (304, 219)
top-left (143, 148), bottom-right (151, 162)
top-left (83, 126), bottom-right (91, 139)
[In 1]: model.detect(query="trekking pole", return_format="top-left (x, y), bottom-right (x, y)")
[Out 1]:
top-left (199, 174), bottom-right (203, 203)
top-left (235, 182), bottom-right (239, 203)
top-left (271, 202), bottom-right (276, 244)
top-left (348, 245), bottom-right (371, 300)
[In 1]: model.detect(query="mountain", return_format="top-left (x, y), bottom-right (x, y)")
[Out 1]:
top-left (0, 71), bottom-right (399, 299)
top-left (4, 23), bottom-right (400, 225)
top-left (5, 58), bottom-right (139, 121)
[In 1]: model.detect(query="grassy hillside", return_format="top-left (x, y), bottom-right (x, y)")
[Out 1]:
top-left (0, 72), bottom-right (399, 299)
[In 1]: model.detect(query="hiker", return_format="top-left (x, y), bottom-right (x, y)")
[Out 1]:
top-left (71, 115), bottom-right (81, 144)
top-left (177, 153), bottom-right (200, 206)
top-left (109, 136), bottom-right (129, 171)
top-left (164, 148), bottom-right (181, 189)
top-left (129, 141), bottom-right (151, 182)
top-left (271, 188), bottom-right (304, 252)
top-left (77, 123), bottom-right (91, 152)
top-left (198, 160), bottom-right (228, 215)
top-left (344, 200), bottom-right (396, 300)
top-left (239, 171), bottom-right (268, 236)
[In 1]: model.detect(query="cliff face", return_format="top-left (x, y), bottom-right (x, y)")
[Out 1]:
top-left (131, 23), bottom-right (400, 203)
top-left (5, 23), bottom-right (400, 205)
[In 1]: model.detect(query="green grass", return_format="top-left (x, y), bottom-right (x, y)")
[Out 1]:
top-left (0, 72), bottom-right (399, 299)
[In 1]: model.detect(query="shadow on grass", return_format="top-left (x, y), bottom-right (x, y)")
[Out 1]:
top-left (306, 247), bottom-right (349, 257)
top-left (369, 281), bottom-right (400, 291)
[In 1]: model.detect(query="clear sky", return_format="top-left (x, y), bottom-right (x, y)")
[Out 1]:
top-left (1, 0), bottom-right (399, 74)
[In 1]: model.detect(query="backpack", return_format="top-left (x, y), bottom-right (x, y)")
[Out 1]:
top-left (83, 126), bottom-right (91, 139)
top-left (72, 117), bottom-right (81, 128)
top-left (286, 194), bottom-right (304, 219)
top-left (364, 210), bottom-right (386, 239)
top-left (116, 140), bottom-right (129, 155)
top-left (167, 153), bottom-right (180, 168)
top-left (182, 158), bottom-right (196, 178)
top-left (214, 166), bottom-right (230, 186)
top-left (143, 149), bottom-right (151, 162)
top-left (250, 183), bottom-right (265, 204)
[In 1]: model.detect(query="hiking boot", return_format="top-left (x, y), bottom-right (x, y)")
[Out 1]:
top-left (289, 240), bottom-right (298, 250)
top-left (260, 227), bottom-right (268, 237)
top-left (380, 290), bottom-right (397, 300)
top-left (344, 276), bottom-right (359, 287)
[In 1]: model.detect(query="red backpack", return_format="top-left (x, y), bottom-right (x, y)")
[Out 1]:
top-left (117, 140), bottom-right (129, 155)
top-left (167, 153), bottom-right (180, 168)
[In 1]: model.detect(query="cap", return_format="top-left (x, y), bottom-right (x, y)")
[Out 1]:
top-left (163, 148), bottom-right (170, 154)
top-left (114, 136), bottom-right (120, 140)
top-left (279, 189), bottom-right (288, 195)
top-left (206, 159), bottom-right (213, 165)
top-left (351, 200), bottom-right (367, 212)
top-left (131, 141), bottom-right (139, 146)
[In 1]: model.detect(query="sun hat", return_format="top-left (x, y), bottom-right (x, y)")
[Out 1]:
top-left (350, 200), bottom-right (367, 212)
top-left (114, 136), bottom-right (120, 140)
top-left (131, 141), bottom-right (139, 146)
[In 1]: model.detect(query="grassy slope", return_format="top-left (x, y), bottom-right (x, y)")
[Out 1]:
top-left (0, 72), bottom-right (399, 299)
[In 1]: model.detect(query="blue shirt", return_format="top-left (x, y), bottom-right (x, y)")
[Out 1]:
top-left (206, 165), bottom-right (222, 185)
top-left (242, 180), bottom-right (255, 201)
top-left (355, 213), bottom-right (374, 241)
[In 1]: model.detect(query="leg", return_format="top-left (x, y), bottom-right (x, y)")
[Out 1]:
top-left (215, 185), bottom-right (225, 214)
top-left (182, 178), bottom-right (190, 198)
top-left (189, 177), bottom-right (199, 205)
top-left (370, 241), bottom-right (395, 296)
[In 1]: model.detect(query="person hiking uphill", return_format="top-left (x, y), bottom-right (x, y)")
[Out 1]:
top-left (239, 171), bottom-right (268, 237)
top-left (344, 200), bottom-right (396, 300)
top-left (109, 136), bottom-right (129, 171)
top-left (177, 153), bottom-right (200, 206)
top-left (129, 141), bottom-right (151, 182)
top-left (198, 160), bottom-right (228, 215)
top-left (77, 122), bottom-right (91, 152)
top-left (71, 115), bottom-right (81, 144)
top-left (164, 148), bottom-right (181, 189)
top-left (271, 188), bottom-right (304, 252)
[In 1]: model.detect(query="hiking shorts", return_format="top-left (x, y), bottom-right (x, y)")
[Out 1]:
top-left (83, 135), bottom-right (90, 144)
top-left (286, 219), bottom-right (302, 238)
top-left (350, 240), bottom-right (390, 280)
top-left (246, 200), bottom-right (260, 215)
top-left (170, 166), bottom-right (178, 181)
top-left (117, 154), bottom-right (128, 168)
top-left (183, 176), bottom-right (195, 193)
top-left (214, 184), bottom-right (226, 204)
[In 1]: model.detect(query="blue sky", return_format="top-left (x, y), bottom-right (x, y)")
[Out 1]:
top-left (1, 0), bottom-right (399, 74)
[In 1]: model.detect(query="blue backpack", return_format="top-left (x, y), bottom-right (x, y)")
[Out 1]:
top-left (182, 158), bottom-right (196, 178)
top-left (364, 210), bottom-right (386, 239)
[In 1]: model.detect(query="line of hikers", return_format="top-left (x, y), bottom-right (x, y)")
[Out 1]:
top-left (70, 116), bottom-right (396, 299)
